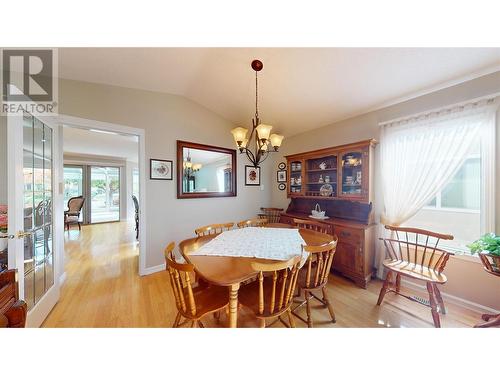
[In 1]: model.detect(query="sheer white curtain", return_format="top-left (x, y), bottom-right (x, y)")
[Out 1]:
top-left (376, 100), bottom-right (497, 277)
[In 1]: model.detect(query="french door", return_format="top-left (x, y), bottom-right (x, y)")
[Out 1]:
top-left (4, 112), bottom-right (60, 327)
top-left (63, 165), bottom-right (120, 224)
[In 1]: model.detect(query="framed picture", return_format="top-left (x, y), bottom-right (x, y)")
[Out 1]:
top-left (150, 159), bottom-right (173, 180)
top-left (277, 170), bottom-right (287, 182)
top-left (278, 183), bottom-right (286, 191)
top-left (278, 162), bottom-right (286, 170)
top-left (245, 166), bottom-right (261, 186)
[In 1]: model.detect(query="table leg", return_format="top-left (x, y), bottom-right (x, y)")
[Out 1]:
top-left (228, 283), bottom-right (240, 328)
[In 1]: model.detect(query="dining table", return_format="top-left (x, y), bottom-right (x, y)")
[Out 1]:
top-left (179, 223), bottom-right (333, 328)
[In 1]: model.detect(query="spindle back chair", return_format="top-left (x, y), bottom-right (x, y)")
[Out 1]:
top-left (237, 218), bottom-right (268, 228)
top-left (292, 237), bottom-right (338, 327)
top-left (258, 207), bottom-right (283, 224)
top-left (238, 256), bottom-right (301, 328)
top-left (195, 222), bottom-right (234, 237)
top-left (377, 225), bottom-right (454, 328)
top-left (293, 218), bottom-right (330, 234)
top-left (165, 242), bottom-right (228, 327)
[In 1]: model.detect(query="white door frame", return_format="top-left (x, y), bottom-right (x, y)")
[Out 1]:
top-left (7, 113), bottom-right (62, 327)
top-left (56, 114), bottom-right (148, 276)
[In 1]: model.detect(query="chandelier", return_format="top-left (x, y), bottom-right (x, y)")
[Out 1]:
top-left (231, 59), bottom-right (284, 168)
top-left (183, 149), bottom-right (202, 178)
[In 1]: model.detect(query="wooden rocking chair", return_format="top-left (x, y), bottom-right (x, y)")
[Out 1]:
top-left (377, 225), bottom-right (454, 328)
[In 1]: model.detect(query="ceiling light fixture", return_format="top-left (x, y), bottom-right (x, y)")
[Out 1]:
top-left (231, 59), bottom-right (284, 168)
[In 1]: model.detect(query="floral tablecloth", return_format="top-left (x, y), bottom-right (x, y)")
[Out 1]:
top-left (193, 227), bottom-right (307, 262)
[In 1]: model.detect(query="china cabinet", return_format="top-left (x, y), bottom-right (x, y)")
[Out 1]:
top-left (282, 139), bottom-right (377, 287)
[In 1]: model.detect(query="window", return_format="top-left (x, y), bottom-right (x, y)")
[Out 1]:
top-left (403, 130), bottom-right (493, 255)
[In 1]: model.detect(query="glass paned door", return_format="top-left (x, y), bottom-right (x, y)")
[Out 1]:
top-left (23, 114), bottom-right (54, 310)
top-left (63, 165), bottom-right (84, 221)
top-left (90, 166), bottom-right (120, 223)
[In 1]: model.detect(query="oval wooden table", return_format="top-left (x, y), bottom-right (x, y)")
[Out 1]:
top-left (179, 226), bottom-right (333, 328)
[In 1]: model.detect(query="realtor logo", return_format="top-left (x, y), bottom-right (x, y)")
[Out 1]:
top-left (1, 48), bottom-right (58, 115)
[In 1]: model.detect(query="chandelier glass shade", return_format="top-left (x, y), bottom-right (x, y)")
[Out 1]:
top-left (231, 59), bottom-right (284, 168)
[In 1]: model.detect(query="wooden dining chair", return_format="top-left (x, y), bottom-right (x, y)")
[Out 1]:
top-left (195, 222), bottom-right (234, 237)
top-left (292, 238), bottom-right (338, 328)
top-left (165, 242), bottom-right (228, 328)
top-left (293, 218), bottom-right (330, 234)
top-left (258, 207), bottom-right (283, 224)
top-left (377, 225), bottom-right (454, 328)
top-left (238, 256), bottom-right (301, 328)
top-left (237, 218), bottom-right (268, 228)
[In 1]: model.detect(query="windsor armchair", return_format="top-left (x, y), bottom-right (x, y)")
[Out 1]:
top-left (377, 225), bottom-right (454, 328)
top-left (292, 237), bottom-right (338, 327)
top-left (238, 256), bottom-right (301, 328)
top-left (195, 222), bottom-right (234, 237)
top-left (237, 218), bottom-right (268, 228)
top-left (293, 218), bottom-right (331, 234)
top-left (164, 242), bottom-right (228, 328)
top-left (258, 207), bottom-right (283, 224)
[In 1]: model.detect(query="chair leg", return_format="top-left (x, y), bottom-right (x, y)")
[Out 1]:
top-left (322, 286), bottom-right (336, 323)
top-left (395, 273), bottom-right (401, 293)
top-left (426, 282), bottom-right (441, 328)
top-left (172, 312), bottom-right (181, 328)
top-left (376, 271), bottom-right (393, 306)
top-left (432, 284), bottom-right (446, 314)
top-left (259, 318), bottom-right (266, 328)
top-left (305, 291), bottom-right (313, 328)
top-left (198, 320), bottom-right (204, 328)
top-left (78, 222), bottom-right (81, 231)
top-left (286, 309), bottom-right (296, 328)
top-left (191, 320), bottom-right (196, 328)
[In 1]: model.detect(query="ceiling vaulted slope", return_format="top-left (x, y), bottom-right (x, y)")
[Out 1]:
top-left (59, 48), bottom-right (500, 136)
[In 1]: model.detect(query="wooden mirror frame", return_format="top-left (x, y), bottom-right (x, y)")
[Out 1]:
top-left (177, 140), bottom-right (237, 199)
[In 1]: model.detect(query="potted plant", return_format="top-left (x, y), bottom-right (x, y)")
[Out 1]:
top-left (467, 233), bottom-right (500, 273)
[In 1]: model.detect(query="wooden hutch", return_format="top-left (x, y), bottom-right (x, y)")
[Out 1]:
top-left (281, 139), bottom-right (377, 288)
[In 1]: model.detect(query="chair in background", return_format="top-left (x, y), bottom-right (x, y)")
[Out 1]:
top-left (195, 222), bottom-right (234, 237)
top-left (238, 256), bottom-right (301, 328)
top-left (293, 218), bottom-right (330, 234)
top-left (292, 238), bottom-right (338, 327)
top-left (377, 225), bottom-right (454, 328)
top-left (237, 218), bottom-right (268, 228)
top-left (258, 207), bottom-right (283, 224)
top-left (0, 269), bottom-right (27, 328)
top-left (132, 195), bottom-right (139, 240)
top-left (165, 242), bottom-right (228, 328)
top-left (64, 196), bottom-right (85, 231)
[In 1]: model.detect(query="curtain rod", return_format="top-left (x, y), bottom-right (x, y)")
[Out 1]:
top-left (379, 92), bottom-right (500, 127)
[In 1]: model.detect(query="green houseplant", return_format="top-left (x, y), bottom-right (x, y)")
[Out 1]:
top-left (467, 233), bottom-right (500, 272)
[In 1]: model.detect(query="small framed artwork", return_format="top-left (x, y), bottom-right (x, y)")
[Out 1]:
top-left (245, 166), bottom-right (261, 186)
top-left (150, 159), bottom-right (173, 180)
top-left (278, 183), bottom-right (286, 191)
top-left (278, 162), bottom-right (286, 170)
top-left (277, 170), bottom-right (287, 183)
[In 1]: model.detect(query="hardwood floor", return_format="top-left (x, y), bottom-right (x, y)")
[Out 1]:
top-left (43, 221), bottom-right (483, 328)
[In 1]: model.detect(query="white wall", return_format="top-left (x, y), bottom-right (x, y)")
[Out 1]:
top-left (59, 79), bottom-right (271, 270)
top-left (270, 71), bottom-right (500, 310)
top-left (126, 160), bottom-right (139, 221)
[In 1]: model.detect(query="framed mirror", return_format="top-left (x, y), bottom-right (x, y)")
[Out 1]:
top-left (177, 140), bottom-right (237, 199)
